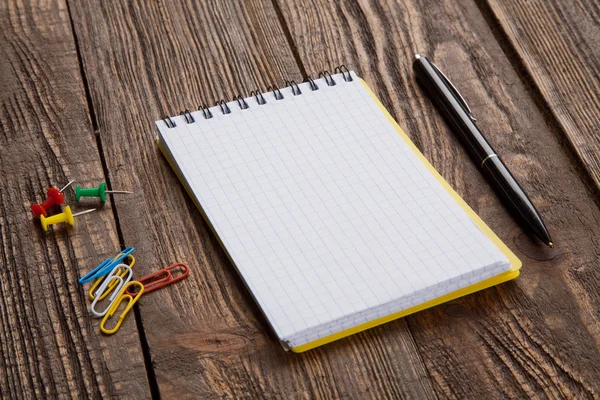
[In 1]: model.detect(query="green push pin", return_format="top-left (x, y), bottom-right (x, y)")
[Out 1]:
top-left (75, 182), bottom-right (133, 203)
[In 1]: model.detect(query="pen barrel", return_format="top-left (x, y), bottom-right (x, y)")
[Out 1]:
top-left (481, 156), bottom-right (551, 243)
top-left (413, 58), bottom-right (495, 163)
top-left (414, 55), bottom-right (552, 245)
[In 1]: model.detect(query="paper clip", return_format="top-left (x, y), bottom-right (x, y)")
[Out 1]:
top-left (100, 281), bottom-right (144, 335)
top-left (88, 255), bottom-right (135, 301)
top-left (79, 247), bottom-right (135, 284)
top-left (124, 263), bottom-right (190, 296)
top-left (90, 264), bottom-right (133, 317)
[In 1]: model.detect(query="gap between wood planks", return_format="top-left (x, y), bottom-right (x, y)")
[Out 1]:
top-left (64, 1), bottom-right (161, 399)
top-left (270, 0), bottom-right (310, 80)
top-left (474, 0), bottom-right (600, 203)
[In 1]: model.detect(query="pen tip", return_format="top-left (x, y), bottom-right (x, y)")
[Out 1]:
top-left (548, 241), bottom-right (554, 248)
top-left (414, 53), bottom-right (421, 60)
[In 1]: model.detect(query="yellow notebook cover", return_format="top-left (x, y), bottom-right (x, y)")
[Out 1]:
top-left (156, 74), bottom-right (521, 353)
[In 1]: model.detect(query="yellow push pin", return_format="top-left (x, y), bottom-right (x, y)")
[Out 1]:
top-left (39, 205), bottom-right (96, 231)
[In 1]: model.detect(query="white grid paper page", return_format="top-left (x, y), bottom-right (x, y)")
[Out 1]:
top-left (156, 72), bottom-right (511, 348)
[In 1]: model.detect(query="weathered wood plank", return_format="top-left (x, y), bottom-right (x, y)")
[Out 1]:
top-left (483, 0), bottom-right (600, 192)
top-left (0, 0), bottom-right (149, 398)
top-left (67, 0), bottom-right (438, 397)
top-left (277, 0), bottom-right (600, 397)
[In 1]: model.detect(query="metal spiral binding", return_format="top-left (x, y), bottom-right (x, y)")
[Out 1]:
top-left (319, 70), bottom-right (336, 86)
top-left (250, 90), bottom-right (267, 105)
top-left (198, 104), bottom-right (213, 119)
top-left (180, 109), bottom-right (195, 124)
top-left (216, 100), bottom-right (231, 114)
top-left (162, 115), bottom-right (176, 128)
top-left (285, 81), bottom-right (302, 96)
top-left (266, 85), bottom-right (284, 100)
top-left (334, 65), bottom-right (352, 82)
top-left (233, 95), bottom-right (249, 110)
top-left (163, 65), bottom-right (351, 128)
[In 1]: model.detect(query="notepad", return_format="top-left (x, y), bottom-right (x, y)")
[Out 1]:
top-left (155, 70), bottom-right (521, 352)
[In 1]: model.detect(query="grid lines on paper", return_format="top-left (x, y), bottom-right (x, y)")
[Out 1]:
top-left (158, 72), bottom-right (509, 340)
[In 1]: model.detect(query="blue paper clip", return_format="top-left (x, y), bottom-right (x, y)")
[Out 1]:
top-left (79, 247), bottom-right (135, 284)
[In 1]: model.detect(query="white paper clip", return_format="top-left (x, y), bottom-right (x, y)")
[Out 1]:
top-left (90, 264), bottom-right (133, 317)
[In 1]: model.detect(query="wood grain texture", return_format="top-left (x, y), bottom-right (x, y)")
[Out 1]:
top-left (277, 0), bottom-right (600, 398)
top-left (0, 0), bottom-right (149, 398)
top-left (67, 0), bottom-right (437, 398)
top-left (483, 0), bottom-right (600, 192)
top-left (8, 0), bottom-right (600, 397)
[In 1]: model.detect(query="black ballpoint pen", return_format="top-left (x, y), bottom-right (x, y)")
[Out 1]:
top-left (412, 54), bottom-right (553, 247)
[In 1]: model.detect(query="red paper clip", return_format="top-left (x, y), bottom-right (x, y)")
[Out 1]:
top-left (125, 263), bottom-right (189, 296)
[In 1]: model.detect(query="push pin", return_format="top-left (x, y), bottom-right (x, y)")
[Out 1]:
top-left (75, 182), bottom-right (133, 203)
top-left (31, 180), bottom-right (75, 218)
top-left (39, 205), bottom-right (96, 231)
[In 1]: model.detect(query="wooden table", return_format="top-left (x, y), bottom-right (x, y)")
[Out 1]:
top-left (2, 0), bottom-right (599, 398)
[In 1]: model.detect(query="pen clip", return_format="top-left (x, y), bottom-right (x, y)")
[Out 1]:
top-left (430, 61), bottom-right (476, 122)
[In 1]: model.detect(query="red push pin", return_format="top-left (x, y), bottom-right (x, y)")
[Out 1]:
top-left (31, 180), bottom-right (75, 218)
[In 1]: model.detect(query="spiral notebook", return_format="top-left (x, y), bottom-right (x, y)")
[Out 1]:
top-left (155, 69), bottom-right (521, 352)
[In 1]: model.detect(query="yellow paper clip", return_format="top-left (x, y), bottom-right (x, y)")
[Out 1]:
top-left (88, 255), bottom-right (136, 301)
top-left (100, 281), bottom-right (144, 335)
